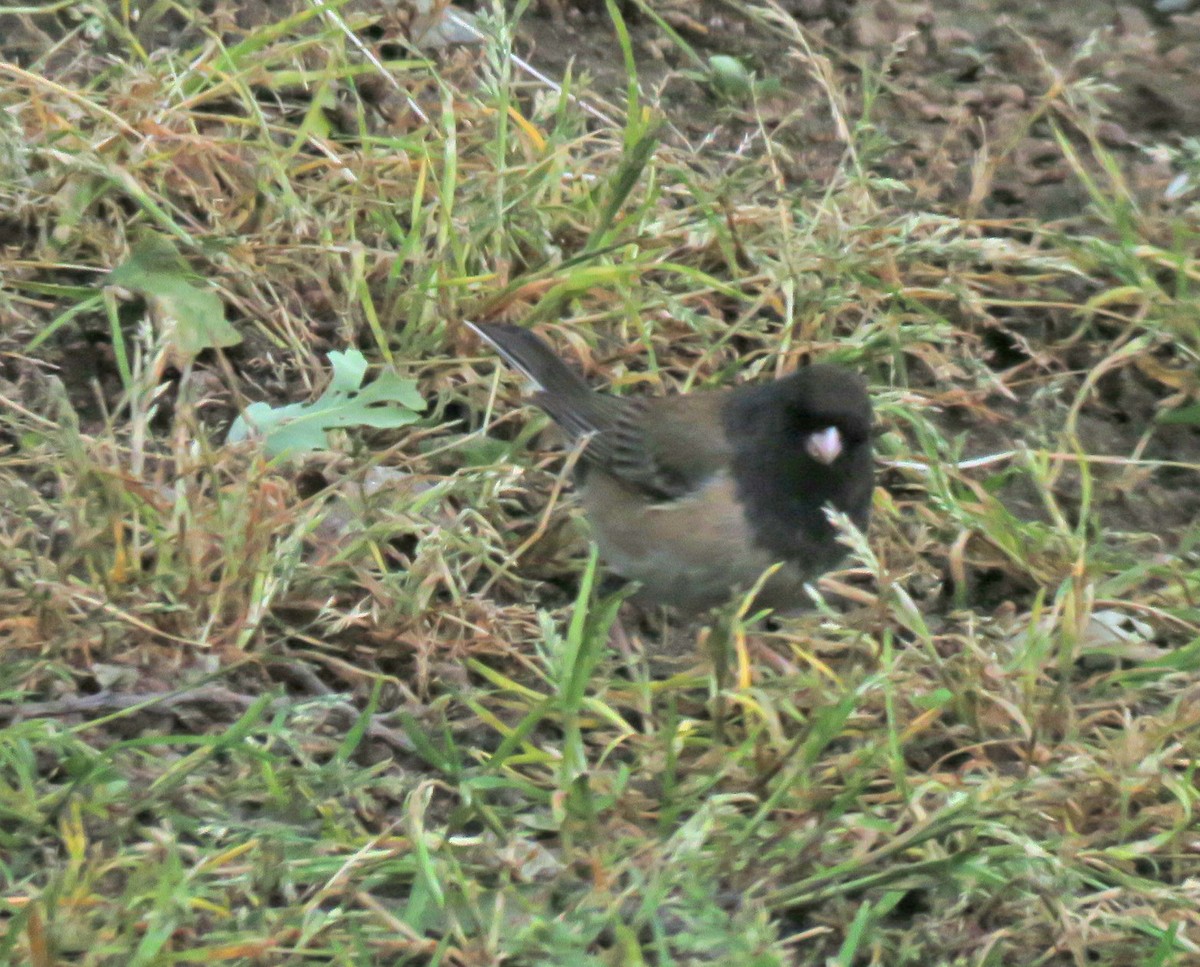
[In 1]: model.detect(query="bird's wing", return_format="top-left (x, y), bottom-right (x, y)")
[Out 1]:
top-left (586, 392), bottom-right (733, 501)
top-left (469, 322), bottom-right (734, 501)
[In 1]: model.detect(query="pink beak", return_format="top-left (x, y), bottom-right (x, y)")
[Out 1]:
top-left (805, 426), bottom-right (842, 465)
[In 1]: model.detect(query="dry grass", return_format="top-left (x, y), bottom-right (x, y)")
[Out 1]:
top-left (2, 1), bottom-right (1200, 964)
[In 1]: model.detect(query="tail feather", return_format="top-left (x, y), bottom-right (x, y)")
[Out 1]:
top-left (468, 322), bottom-right (618, 439)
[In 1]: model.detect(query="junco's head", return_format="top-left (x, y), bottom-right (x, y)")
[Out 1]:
top-left (471, 322), bottom-right (873, 612)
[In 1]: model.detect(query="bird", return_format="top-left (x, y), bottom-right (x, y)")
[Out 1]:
top-left (469, 321), bottom-right (873, 613)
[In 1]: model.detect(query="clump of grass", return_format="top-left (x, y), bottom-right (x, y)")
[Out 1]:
top-left (2, 0), bottom-right (1200, 963)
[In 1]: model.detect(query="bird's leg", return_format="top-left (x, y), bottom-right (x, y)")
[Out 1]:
top-left (701, 601), bottom-right (740, 744)
top-left (607, 608), bottom-right (638, 661)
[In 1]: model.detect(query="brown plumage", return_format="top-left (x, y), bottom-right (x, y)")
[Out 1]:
top-left (471, 322), bottom-right (873, 612)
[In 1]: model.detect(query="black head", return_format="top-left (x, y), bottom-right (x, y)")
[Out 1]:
top-left (723, 362), bottom-right (874, 562)
top-left (771, 363), bottom-right (873, 466)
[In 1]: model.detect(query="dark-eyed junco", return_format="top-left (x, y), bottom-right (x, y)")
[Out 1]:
top-left (470, 322), bottom-right (873, 612)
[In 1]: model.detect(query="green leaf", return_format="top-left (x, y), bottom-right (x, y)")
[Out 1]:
top-left (227, 349), bottom-right (425, 458)
top-left (106, 234), bottom-right (241, 356)
top-left (1158, 402), bottom-right (1200, 425)
top-left (707, 55), bottom-right (753, 98)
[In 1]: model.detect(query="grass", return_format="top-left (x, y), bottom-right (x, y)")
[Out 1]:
top-left (2, 0), bottom-right (1200, 964)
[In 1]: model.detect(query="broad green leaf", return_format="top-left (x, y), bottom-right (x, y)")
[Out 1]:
top-left (106, 234), bottom-right (241, 356)
top-left (227, 349), bottom-right (424, 458)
